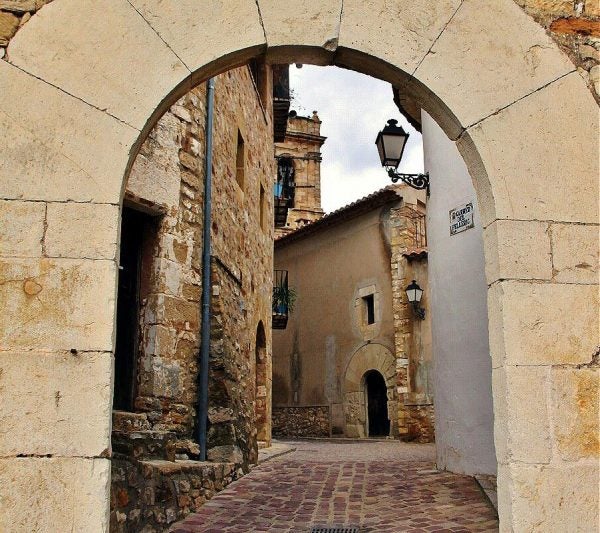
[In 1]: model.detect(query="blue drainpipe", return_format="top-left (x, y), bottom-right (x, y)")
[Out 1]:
top-left (197, 78), bottom-right (215, 461)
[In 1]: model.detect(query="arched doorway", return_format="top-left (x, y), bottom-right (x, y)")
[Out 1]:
top-left (364, 370), bottom-right (390, 437)
top-left (255, 321), bottom-right (269, 444)
top-left (1, 2), bottom-right (597, 531)
top-left (344, 343), bottom-right (396, 438)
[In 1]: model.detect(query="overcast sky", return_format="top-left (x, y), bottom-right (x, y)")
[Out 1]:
top-left (288, 65), bottom-right (424, 213)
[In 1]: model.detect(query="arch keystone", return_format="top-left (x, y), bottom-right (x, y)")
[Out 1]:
top-left (338, 0), bottom-right (461, 74)
top-left (259, 0), bottom-right (342, 64)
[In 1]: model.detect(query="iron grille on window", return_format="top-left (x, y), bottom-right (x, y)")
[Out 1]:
top-left (272, 269), bottom-right (289, 330)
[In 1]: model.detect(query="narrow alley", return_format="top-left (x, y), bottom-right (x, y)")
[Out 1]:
top-left (170, 440), bottom-right (499, 533)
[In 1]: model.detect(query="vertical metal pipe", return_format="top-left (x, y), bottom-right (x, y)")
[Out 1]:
top-left (198, 78), bottom-right (215, 460)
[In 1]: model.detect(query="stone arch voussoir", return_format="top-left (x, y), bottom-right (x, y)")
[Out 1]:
top-left (0, 1), bottom-right (598, 531)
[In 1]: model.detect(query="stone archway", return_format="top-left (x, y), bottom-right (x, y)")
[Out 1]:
top-left (254, 321), bottom-right (269, 445)
top-left (0, 1), bottom-right (597, 531)
top-left (344, 344), bottom-right (396, 438)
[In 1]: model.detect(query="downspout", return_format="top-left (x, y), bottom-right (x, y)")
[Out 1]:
top-left (197, 78), bottom-right (215, 461)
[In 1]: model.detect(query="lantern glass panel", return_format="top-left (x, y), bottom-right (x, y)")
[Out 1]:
top-left (405, 281), bottom-right (423, 304)
top-left (381, 132), bottom-right (407, 167)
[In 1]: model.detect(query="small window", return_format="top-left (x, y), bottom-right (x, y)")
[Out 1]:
top-left (363, 294), bottom-right (375, 325)
top-left (259, 183), bottom-right (267, 231)
top-left (236, 129), bottom-right (245, 189)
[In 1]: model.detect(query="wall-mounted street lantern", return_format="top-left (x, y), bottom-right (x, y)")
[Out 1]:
top-left (405, 280), bottom-right (426, 320)
top-left (375, 119), bottom-right (430, 195)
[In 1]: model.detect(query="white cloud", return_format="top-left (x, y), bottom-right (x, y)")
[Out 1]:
top-left (289, 65), bottom-right (424, 213)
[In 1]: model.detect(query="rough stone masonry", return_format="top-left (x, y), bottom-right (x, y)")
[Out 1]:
top-left (109, 64), bottom-right (276, 531)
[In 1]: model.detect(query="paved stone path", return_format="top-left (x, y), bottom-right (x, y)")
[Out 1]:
top-left (170, 440), bottom-right (498, 533)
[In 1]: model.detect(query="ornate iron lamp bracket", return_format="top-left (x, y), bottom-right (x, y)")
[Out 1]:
top-left (386, 168), bottom-right (430, 196)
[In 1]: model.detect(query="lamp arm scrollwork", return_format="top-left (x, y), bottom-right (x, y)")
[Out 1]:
top-left (386, 168), bottom-right (430, 196)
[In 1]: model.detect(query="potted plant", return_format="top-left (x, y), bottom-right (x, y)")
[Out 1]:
top-left (272, 285), bottom-right (297, 316)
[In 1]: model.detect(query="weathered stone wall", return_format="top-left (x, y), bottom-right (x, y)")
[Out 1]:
top-left (123, 65), bottom-right (274, 469)
top-left (272, 406), bottom-right (331, 438)
top-left (111, 452), bottom-right (239, 533)
top-left (0, 0), bottom-right (51, 51)
top-left (405, 401), bottom-right (435, 444)
top-left (110, 410), bottom-right (242, 532)
top-left (108, 65), bottom-right (275, 531)
top-left (388, 190), bottom-right (435, 443)
top-left (514, 0), bottom-right (600, 99)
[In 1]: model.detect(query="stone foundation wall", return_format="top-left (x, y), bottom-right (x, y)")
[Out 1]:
top-left (110, 454), bottom-right (239, 533)
top-left (272, 406), bottom-right (331, 438)
top-left (405, 403), bottom-right (435, 444)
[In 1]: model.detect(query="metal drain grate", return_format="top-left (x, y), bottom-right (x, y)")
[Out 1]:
top-left (310, 527), bottom-right (360, 533)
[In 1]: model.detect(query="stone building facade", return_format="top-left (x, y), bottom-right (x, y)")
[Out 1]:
top-left (0, 2), bottom-right (598, 532)
top-left (272, 185), bottom-right (434, 443)
top-left (109, 64), bottom-right (279, 532)
top-left (274, 112), bottom-right (326, 237)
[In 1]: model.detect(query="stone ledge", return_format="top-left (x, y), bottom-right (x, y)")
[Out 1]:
top-left (111, 455), bottom-right (239, 533)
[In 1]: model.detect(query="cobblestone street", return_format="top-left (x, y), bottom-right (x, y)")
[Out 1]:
top-left (170, 440), bottom-right (498, 533)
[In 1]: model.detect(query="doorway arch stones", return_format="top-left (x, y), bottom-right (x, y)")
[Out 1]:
top-left (0, 1), bottom-right (597, 531)
top-left (343, 343), bottom-right (396, 439)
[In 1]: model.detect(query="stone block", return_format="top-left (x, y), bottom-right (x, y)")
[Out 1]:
top-left (112, 411), bottom-right (151, 433)
top-left (143, 324), bottom-right (177, 358)
top-left (0, 258), bottom-right (117, 351)
top-left (338, 0), bottom-right (461, 74)
top-left (488, 280), bottom-right (598, 367)
top-left (0, 61), bottom-right (137, 204)
top-left (259, 0), bottom-right (342, 63)
top-left (130, 0), bottom-right (265, 82)
top-left (483, 220), bottom-right (552, 283)
top-left (207, 445), bottom-right (243, 464)
top-left (514, 0), bottom-right (575, 19)
top-left (0, 11), bottom-right (18, 46)
top-left (0, 1), bottom-right (38, 13)
top-left (148, 294), bottom-right (199, 331)
top-left (45, 202), bottom-right (119, 260)
top-left (139, 356), bottom-right (182, 399)
top-left (459, 72), bottom-right (599, 225)
top-left (502, 463), bottom-right (599, 532)
top-left (126, 111), bottom-right (183, 209)
top-left (112, 430), bottom-right (176, 461)
top-left (415, 0), bottom-right (574, 129)
top-left (0, 200), bottom-right (44, 257)
top-left (551, 367), bottom-right (599, 461)
top-left (550, 223), bottom-right (599, 284)
top-left (8, 0), bottom-right (190, 130)
top-left (0, 351), bottom-right (112, 456)
top-left (153, 257), bottom-right (185, 297)
top-left (0, 457), bottom-right (110, 532)
top-left (492, 366), bottom-right (551, 464)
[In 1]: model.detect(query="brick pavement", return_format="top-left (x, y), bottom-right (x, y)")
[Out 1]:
top-left (170, 440), bottom-right (498, 533)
